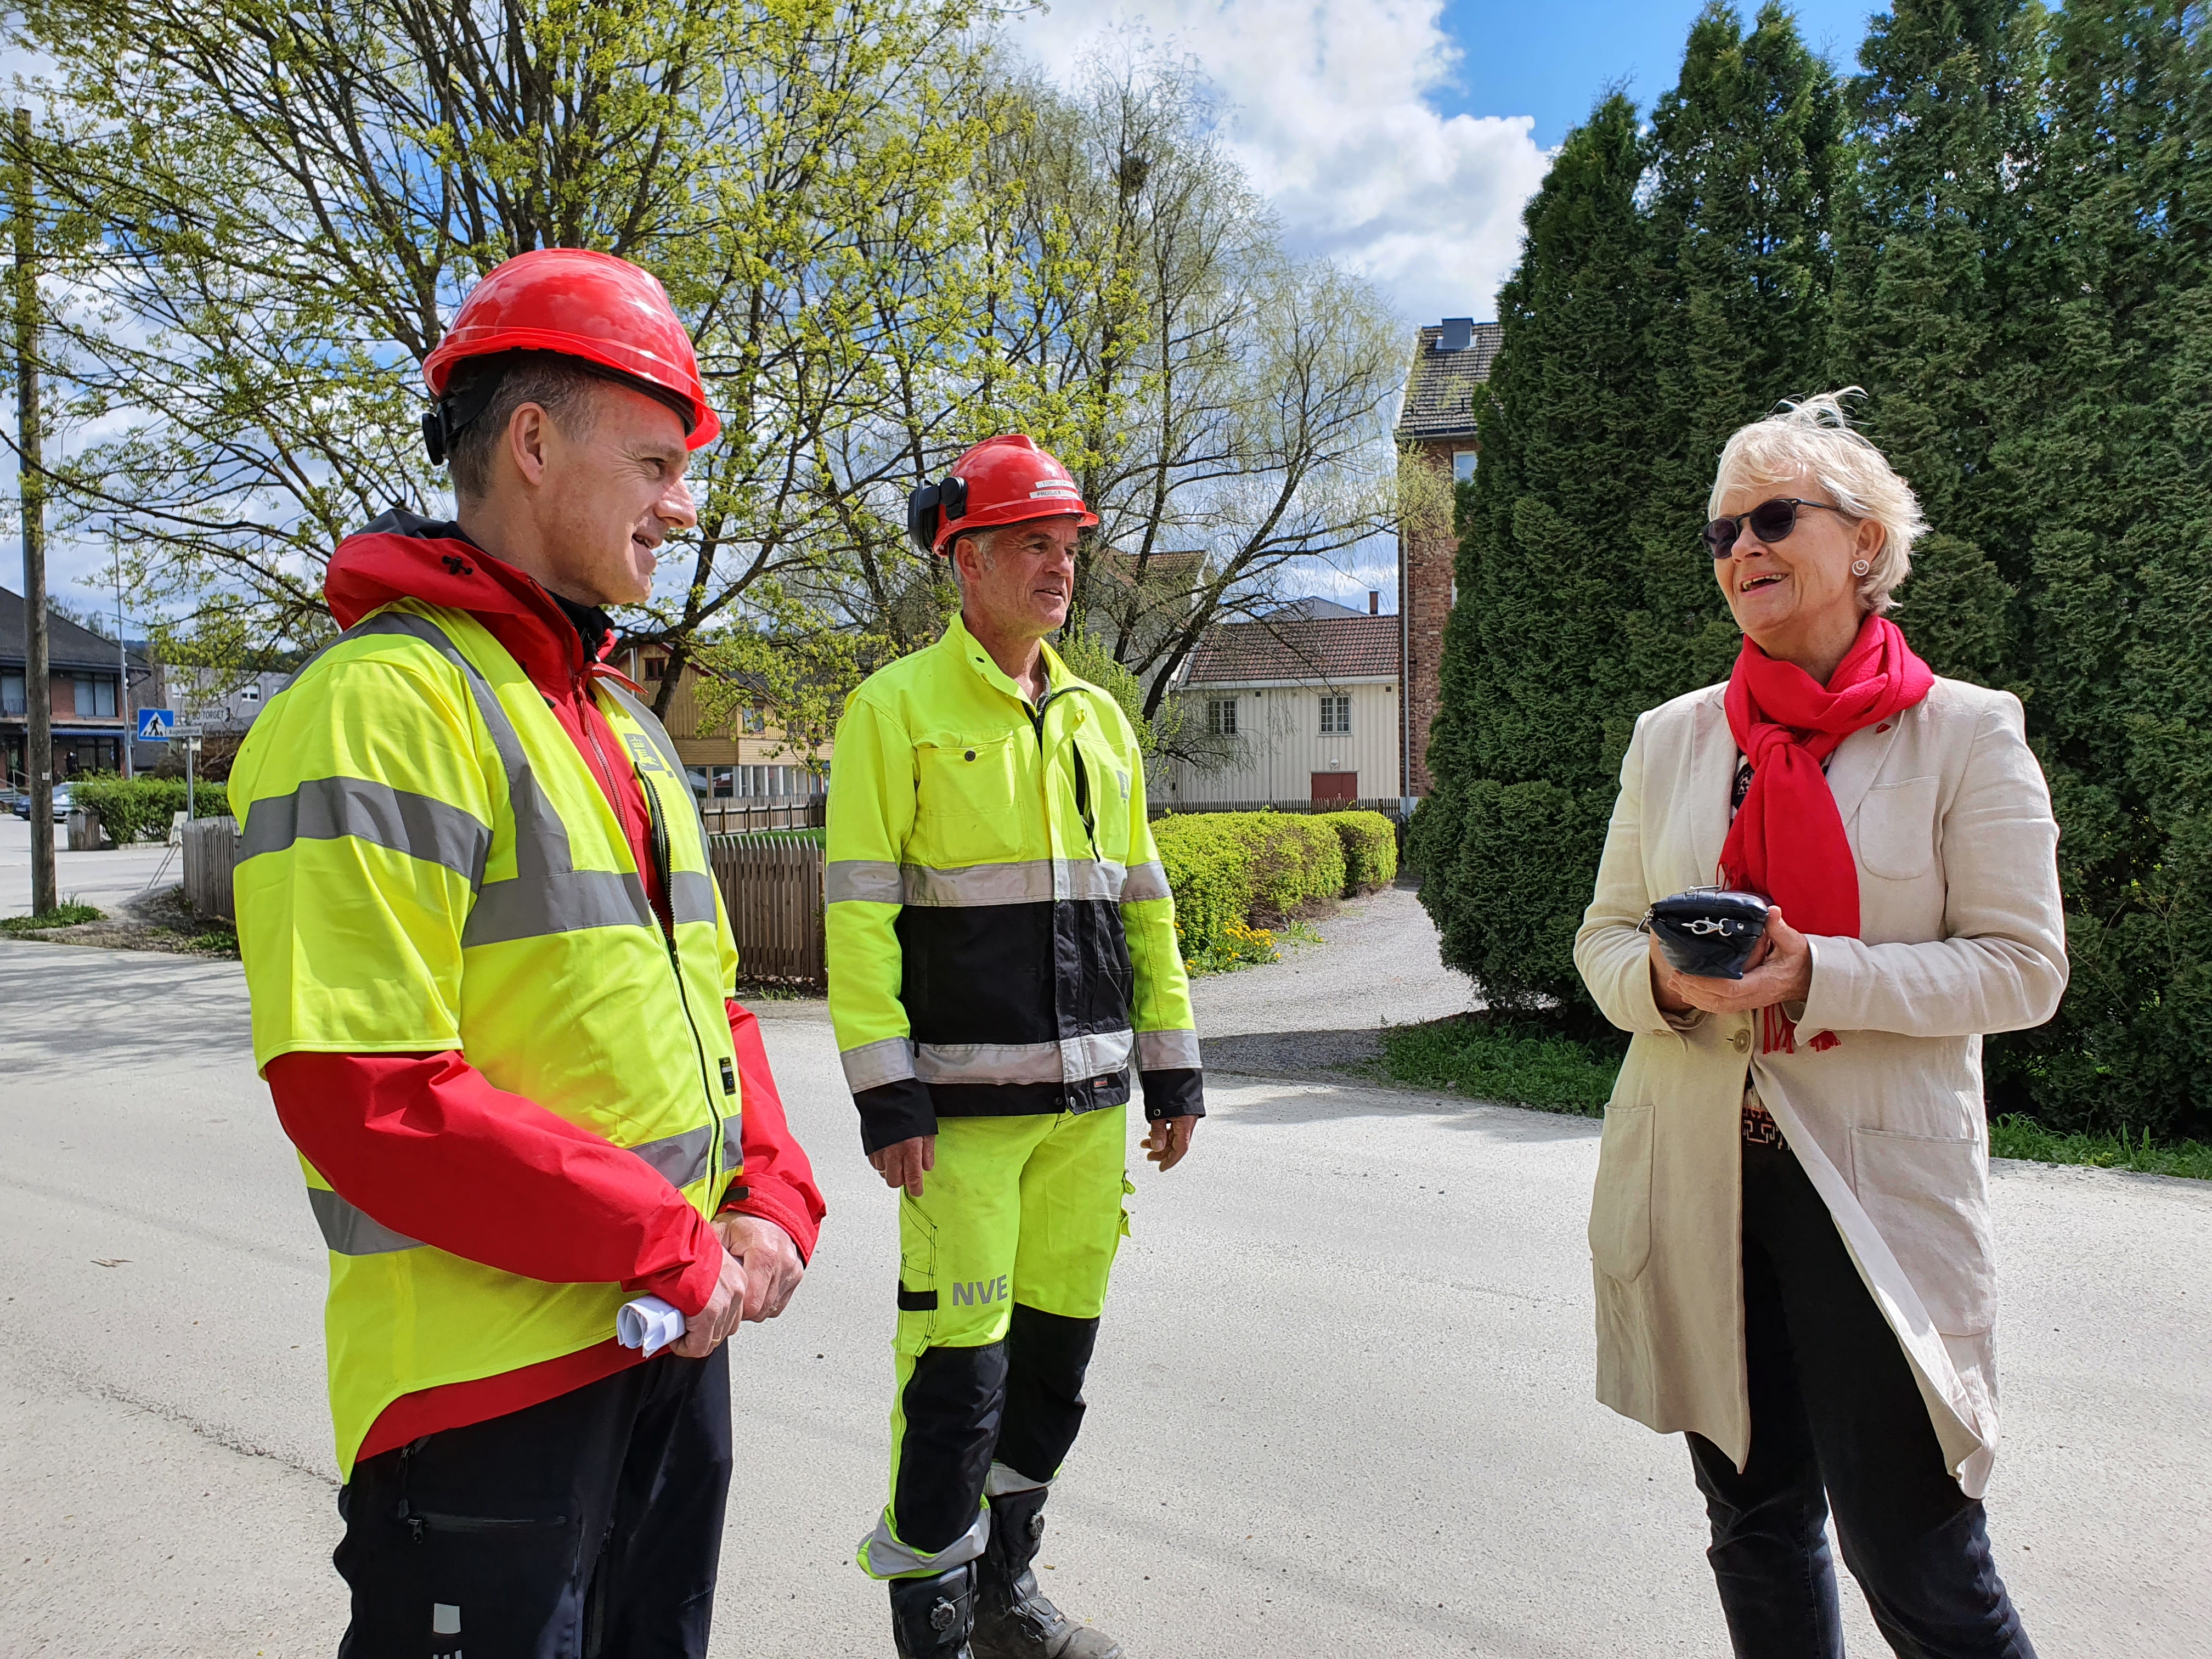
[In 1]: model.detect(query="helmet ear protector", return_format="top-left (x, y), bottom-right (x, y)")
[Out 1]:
top-left (422, 351), bottom-right (701, 467)
top-left (906, 473), bottom-right (968, 555)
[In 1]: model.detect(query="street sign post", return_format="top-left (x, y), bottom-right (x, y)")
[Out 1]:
top-left (137, 707), bottom-right (175, 743)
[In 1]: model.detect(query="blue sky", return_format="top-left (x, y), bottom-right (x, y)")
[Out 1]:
top-left (1433, 1), bottom-right (1887, 148)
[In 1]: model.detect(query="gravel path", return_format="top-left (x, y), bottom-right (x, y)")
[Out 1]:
top-left (1188, 878), bottom-right (1479, 1077)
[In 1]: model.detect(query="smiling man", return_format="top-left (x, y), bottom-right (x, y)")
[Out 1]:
top-left (827, 436), bottom-right (1203, 1658)
top-left (229, 249), bottom-right (825, 1655)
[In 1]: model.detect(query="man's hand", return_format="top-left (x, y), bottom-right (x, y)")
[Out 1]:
top-left (670, 1243), bottom-right (747, 1359)
top-left (1648, 906), bottom-right (1814, 1018)
top-left (1142, 1116), bottom-right (1198, 1172)
top-left (869, 1135), bottom-right (935, 1198)
top-left (713, 1212), bottom-right (805, 1322)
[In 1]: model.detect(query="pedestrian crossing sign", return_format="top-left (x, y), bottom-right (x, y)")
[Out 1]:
top-left (137, 707), bottom-right (176, 742)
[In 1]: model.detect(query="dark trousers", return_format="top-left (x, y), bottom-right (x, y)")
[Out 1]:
top-left (1689, 1139), bottom-right (2035, 1659)
top-left (336, 1346), bottom-right (731, 1659)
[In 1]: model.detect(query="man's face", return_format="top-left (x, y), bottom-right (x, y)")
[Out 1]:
top-left (532, 383), bottom-right (698, 607)
top-left (952, 518), bottom-right (1080, 640)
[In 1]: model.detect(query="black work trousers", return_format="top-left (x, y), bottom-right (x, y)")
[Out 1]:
top-left (1689, 1138), bottom-right (2035, 1659)
top-left (335, 1345), bottom-right (731, 1659)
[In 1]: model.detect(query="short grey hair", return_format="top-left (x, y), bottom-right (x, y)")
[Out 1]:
top-left (1709, 390), bottom-right (1929, 616)
top-left (447, 355), bottom-right (603, 502)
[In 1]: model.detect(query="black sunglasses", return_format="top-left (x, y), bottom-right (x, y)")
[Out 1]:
top-left (1703, 496), bottom-right (1850, 559)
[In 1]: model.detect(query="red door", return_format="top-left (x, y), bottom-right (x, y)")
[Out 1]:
top-left (1311, 771), bottom-right (1357, 803)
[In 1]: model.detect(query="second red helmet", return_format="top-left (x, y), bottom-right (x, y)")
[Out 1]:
top-left (907, 435), bottom-right (1099, 556)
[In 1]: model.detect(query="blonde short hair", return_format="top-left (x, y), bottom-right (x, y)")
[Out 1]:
top-left (1709, 390), bottom-right (1928, 616)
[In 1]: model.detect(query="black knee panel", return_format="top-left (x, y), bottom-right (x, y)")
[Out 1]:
top-left (995, 1304), bottom-right (1101, 1485)
top-left (895, 1341), bottom-right (1011, 1554)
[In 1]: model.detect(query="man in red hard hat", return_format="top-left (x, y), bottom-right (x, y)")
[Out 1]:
top-left (827, 435), bottom-right (1204, 1657)
top-left (230, 247), bottom-right (825, 1654)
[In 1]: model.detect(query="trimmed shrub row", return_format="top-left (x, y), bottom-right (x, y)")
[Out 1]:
top-left (1153, 809), bottom-right (1395, 958)
top-left (70, 775), bottom-right (232, 845)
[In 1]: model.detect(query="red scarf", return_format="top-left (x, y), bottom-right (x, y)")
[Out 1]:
top-left (1719, 613), bottom-right (1934, 1053)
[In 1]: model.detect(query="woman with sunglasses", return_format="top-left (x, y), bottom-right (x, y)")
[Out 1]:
top-left (1572, 393), bottom-right (2066, 1657)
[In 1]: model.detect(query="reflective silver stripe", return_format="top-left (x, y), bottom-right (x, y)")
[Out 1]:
top-left (914, 1028), bottom-right (1133, 1086)
top-left (242, 775), bottom-right (492, 887)
top-left (984, 1461), bottom-right (1049, 1497)
top-left (1120, 860), bottom-right (1171, 903)
top-left (631, 1121), bottom-right (716, 1188)
top-left (826, 860), bottom-right (904, 904)
top-left (669, 870), bottom-right (719, 928)
top-left (328, 611), bottom-right (660, 946)
top-left (464, 867), bottom-right (658, 947)
top-left (842, 1036), bottom-right (918, 1093)
top-left (857, 1501), bottom-right (989, 1580)
top-left (1136, 1028), bottom-right (1201, 1072)
top-left (899, 859), bottom-right (1129, 907)
top-left (308, 1187), bottom-right (424, 1256)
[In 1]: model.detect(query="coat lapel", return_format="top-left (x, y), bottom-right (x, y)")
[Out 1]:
top-left (1825, 703), bottom-right (1910, 831)
top-left (1683, 689), bottom-right (1736, 889)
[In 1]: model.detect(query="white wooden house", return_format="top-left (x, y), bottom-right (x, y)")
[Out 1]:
top-left (1159, 597), bottom-right (1402, 808)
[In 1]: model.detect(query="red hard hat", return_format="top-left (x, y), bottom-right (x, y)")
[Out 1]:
top-left (908, 434), bottom-right (1098, 556)
top-left (422, 247), bottom-right (720, 449)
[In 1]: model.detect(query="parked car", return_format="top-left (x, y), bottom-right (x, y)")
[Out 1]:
top-left (10, 785), bottom-right (71, 822)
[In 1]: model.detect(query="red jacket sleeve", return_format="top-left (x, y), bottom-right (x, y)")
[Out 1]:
top-left (715, 1000), bottom-right (826, 1261)
top-left (266, 1049), bottom-right (724, 1317)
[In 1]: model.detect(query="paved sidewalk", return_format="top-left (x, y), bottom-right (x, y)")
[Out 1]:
top-left (3, 939), bottom-right (2207, 1657)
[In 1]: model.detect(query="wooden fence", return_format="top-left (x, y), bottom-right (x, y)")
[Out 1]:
top-left (183, 815), bottom-right (244, 922)
top-left (699, 797), bottom-right (827, 835)
top-left (709, 832), bottom-right (828, 989)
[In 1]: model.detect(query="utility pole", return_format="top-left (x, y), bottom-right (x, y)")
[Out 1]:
top-left (115, 549), bottom-right (131, 780)
top-left (14, 107), bottom-right (54, 915)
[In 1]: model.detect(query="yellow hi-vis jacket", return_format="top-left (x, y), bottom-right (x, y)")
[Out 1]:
top-left (825, 615), bottom-right (1203, 1152)
top-left (230, 596), bottom-right (742, 1477)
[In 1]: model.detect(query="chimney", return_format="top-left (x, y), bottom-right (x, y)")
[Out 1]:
top-left (1368, 590), bottom-right (1380, 615)
top-left (1438, 317), bottom-right (1474, 352)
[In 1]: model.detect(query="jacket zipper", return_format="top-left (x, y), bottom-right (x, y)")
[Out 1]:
top-left (400, 1498), bottom-right (567, 1541)
top-left (637, 765), bottom-right (725, 1188)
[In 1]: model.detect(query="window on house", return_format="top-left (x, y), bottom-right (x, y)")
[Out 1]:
top-left (1318, 694), bottom-right (1351, 735)
top-left (740, 706), bottom-right (767, 734)
top-left (1206, 698), bottom-right (1238, 737)
top-left (69, 673), bottom-right (117, 718)
top-left (240, 683), bottom-right (261, 705)
top-left (1453, 450), bottom-right (1477, 483)
top-left (644, 656), bottom-right (665, 680)
top-left (1, 670), bottom-right (23, 718)
top-left (709, 765), bottom-right (735, 799)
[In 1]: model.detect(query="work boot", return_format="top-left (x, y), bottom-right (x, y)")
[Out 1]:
top-left (972, 1489), bottom-right (1123, 1658)
top-left (890, 1564), bottom-right (977, 1659)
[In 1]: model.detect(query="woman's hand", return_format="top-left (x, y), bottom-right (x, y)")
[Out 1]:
top-left (1649, 907), bottom-right (1814, 1017)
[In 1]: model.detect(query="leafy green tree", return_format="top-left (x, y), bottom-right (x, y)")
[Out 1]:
top-left (1410, 94), bottom-right (1655, 1015)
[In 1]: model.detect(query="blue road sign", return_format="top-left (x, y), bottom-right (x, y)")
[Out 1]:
top-left (137, 707), bottom-right (176, 742)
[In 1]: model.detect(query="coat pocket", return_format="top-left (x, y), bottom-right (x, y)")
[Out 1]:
top-left (1855, 775), bottom-right (1940, 881)
top-left (1588, 1102), bottom-right (1655, 1283)
top-left (1850, 1126), bottom-right (1995, 1336)
top-left (916, 735), bottom-right (1023, 863)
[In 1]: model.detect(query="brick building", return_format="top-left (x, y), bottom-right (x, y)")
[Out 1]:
top-left (1395, 317), bottom-right (1502, 795)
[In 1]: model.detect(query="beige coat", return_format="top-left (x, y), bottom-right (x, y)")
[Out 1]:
top-left (1573, 674), bottom-right (2067, 1499)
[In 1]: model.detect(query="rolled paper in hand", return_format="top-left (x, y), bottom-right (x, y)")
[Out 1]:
top-left (617, 1294), bottom-right (687, 1357)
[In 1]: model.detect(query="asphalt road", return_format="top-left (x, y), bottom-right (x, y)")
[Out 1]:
top-left (3, 939), bottom-right (2208, 1657)
top-left (0, 817), bottom-right (182, 919)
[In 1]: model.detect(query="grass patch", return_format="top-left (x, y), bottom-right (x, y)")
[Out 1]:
top-left (1989, 1115), bottom-right (2212, 1180)
top-left (2, 902), bottom-right (102, 933)
top-left (1381, 1015), bottom-right (1624, 1116)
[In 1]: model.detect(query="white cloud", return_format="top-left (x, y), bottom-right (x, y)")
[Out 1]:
top-left (1004, 0), bottom-right (1551, 329)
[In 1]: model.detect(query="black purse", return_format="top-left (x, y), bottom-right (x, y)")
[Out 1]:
top-left (1640, 888), bottom-right (1772, 980)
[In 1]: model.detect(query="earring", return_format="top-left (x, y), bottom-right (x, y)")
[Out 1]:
top-left (1852, 558), bottom-right (1871, 576)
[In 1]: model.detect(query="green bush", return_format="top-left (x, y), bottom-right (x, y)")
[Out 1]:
top-left (1319, 810), bottom-right (1398, 893)
top-left (70, 776), bottom-right (232, 845)
top-left (1153, 810), bottom-right (1346, 960)
top-left (1381, 1015), bottom-right (1627, 1116)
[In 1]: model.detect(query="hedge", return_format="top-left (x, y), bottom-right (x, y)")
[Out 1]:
top-left (1154, 809), bottom-right (1388, 959)
top-left (1320, 811), bottom-right (1397, 893)
top-left (70, 776), bottom-right (232, 845)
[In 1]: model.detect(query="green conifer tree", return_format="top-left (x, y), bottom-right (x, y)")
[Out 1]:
top-left (1987, 1), bottom-right (2212, 1137)
top-left (1410, 96), bottom-right (1654, 1015)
